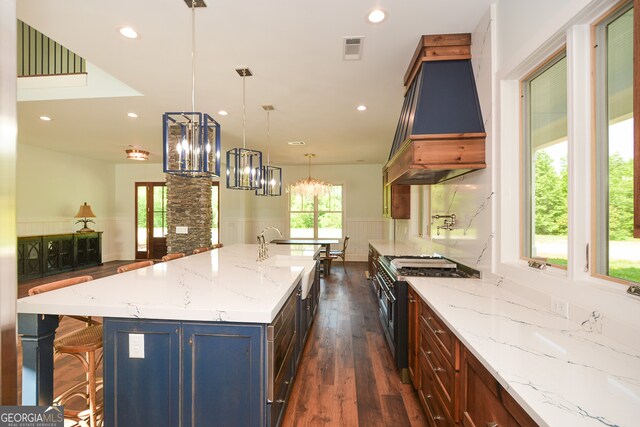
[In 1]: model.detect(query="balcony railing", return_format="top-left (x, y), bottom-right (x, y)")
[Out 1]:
top-left (17, 20), bottom-right (86, 77)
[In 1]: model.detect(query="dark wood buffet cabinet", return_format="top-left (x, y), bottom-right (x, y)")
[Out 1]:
top-left (17, 232), bottom-right (102, 283)
top-left (408, 285), bottom-right (537, 427)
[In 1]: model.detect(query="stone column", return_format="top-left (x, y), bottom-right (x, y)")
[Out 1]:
top-left (166, 174), bottom-right (213, 254)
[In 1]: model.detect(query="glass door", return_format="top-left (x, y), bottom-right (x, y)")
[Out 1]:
top-left (135, 182), bottom-right (168, 260)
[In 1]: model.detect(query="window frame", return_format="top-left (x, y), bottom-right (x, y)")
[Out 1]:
top-left (591, 0), bottom-right (638, 286)
top-left (211, 181), bottom-right (220, 245)
top-left (288, 184), bottom-right (344, 239)
top-left (520, 47), bottom-right (569, 270)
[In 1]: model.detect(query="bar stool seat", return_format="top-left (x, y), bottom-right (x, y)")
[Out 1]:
top-left (28, 276), bottom-right (103, 427)
top-left (161, 252), bottom-right (185, 262)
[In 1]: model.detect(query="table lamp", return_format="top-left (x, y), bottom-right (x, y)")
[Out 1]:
top-left (75, 202), bottom-right (96, 233)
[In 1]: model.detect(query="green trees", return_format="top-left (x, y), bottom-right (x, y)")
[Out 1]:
top-left (534, 150), bottom-right (635, 241)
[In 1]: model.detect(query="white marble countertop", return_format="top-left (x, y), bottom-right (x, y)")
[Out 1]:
top-left (408, 277), bottom-right (640, 427)
top-left (17, 244), bottom-right (321, 324)
top-left (368, 239), bottom-right (433, 257)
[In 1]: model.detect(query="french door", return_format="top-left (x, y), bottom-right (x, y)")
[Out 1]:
top-left (135, 182), bottom-right (168, 260)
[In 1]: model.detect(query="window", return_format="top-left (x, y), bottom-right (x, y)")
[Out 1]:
top-left (289, 185), bottom-right (343, 238)
top-left (211, 182), bottom-right (219, 245)
top-left (135, 182), bottom-right (168, 260)
top-left (522, 52), bottom-right (568, 267)
top-left (594, 1), bottom-right (639, 284)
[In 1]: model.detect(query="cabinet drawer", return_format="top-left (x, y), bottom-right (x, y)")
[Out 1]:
top-left (421, 321), bottom-right (458, 420)
top-left (267, 289), bottom-right (298, 402)
top-left (419, 351), bottom-right (455, 427)
top-left (420, 300), bottom-right (459, 368)
top-left (270, 334), bottom-right (295, 427)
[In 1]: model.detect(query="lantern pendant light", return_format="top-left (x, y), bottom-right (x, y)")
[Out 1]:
top-left (255, 105), bottom-right (282, 196)
top-left (163, 0), bottom-right (221, 177)
top-left (226, 68), bottom-right (263, 190)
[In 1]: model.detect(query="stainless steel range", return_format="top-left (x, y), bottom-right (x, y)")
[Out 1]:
top-left (373, 255), bottom-right (479, 383)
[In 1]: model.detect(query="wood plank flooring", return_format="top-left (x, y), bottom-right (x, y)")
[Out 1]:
top-left (17, 260), bottom-right (427, 426)
top-left (282, 262), bottom-right (427, 426)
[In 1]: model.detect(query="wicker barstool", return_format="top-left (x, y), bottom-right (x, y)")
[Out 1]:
top-left (28, 275), bottom-right (103, 427)
top-left (116, 260), bottom-right (154, 273)
top-left (161, 252), bottom-right (185, 262)
top-left (192, 247), bottom-right (211, 254)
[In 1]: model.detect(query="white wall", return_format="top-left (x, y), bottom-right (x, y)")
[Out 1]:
top-left (16, 144), bottom-right (118, 260)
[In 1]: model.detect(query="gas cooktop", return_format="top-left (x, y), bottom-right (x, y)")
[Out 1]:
top-left (381, 255), bottom-right (480, 279)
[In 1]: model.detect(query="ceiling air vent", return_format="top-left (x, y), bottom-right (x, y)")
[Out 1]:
top-left (343, 37), bottom-right (364, 60)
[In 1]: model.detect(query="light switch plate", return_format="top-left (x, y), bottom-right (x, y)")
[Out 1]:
top-left (176, 226), bottom-right (189, 234)
top-left (129, 333), bottom-right (145, 358)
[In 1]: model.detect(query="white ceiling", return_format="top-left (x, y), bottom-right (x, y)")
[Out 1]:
top-left (16, 0), bottom-right (493, 166)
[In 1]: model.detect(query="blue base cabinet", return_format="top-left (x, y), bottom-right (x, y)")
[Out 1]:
top-left (103, 283), bottom-right (317, 427)
top-left (104, 320), bottom-right (264, 427)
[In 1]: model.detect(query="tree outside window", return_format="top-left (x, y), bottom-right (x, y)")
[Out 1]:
top-left (290, 185), bottom-right (343, 238)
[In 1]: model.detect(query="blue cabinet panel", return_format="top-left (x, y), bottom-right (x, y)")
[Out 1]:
top-left (182, 323), bottom-right (264, 427)
top-left (103, 319), bottom-right (180, 427)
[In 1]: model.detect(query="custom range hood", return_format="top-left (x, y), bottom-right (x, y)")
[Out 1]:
top-left (385, 34), bottom-right (486, 185)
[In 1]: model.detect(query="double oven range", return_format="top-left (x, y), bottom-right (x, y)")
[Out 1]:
top-left (373, 255), bottom-right (480, 382)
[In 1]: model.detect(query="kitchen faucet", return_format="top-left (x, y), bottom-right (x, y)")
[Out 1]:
top-left (432, 214), bottom-right (456, 236)
top-left (257, 227), bottom-right (283, 261)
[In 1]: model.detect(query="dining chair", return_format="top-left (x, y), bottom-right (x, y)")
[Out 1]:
top-left (328, 236), bottom-right (350, 266)
top-left (116, 260), bottom-right (154, 273)
top-left (161, 252), bottom-right (185, 262)
top-left (28, 275), bottom-right (102, 427)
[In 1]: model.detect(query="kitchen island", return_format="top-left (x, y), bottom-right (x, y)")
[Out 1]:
top-left (17, 244), bottom-right (322, 427)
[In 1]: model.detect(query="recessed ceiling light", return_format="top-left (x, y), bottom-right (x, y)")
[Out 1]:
top-left (357, 105), bottom-right (367, 111)
top-left (118, 26), bottom-right (138, 39)
top-left (39, 116), bottom-right (52, 121)
top-left (287, 141), bottom-right (306, 146)
top-left (127, 112), bottom-right (138, 118)
top-left (218, 110), bottom-right (228, 116)
top-left (367, 9), bottom-right (386, 23)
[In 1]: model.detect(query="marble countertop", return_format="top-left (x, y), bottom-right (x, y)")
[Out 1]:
top-left (408, 277), bottom-right (640, 427)
top-left (368, 239), bottom-right (433, 257)
top-left (17, 244), bottom-right (321, 324)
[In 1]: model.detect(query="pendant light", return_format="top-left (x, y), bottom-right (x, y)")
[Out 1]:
top-left (255, 105), bottom-right (282, 196)
top-left (163, 0), bottom-right (221, 177)
top-left (288, 154), bottom-right (331, 197)
top-left (226, 68), bottom-right (263, 190)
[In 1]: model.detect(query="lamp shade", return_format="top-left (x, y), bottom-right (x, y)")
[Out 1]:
top-left (75, 202), bottom-right (96, 218)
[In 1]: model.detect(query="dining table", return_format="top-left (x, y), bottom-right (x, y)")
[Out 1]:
top-left (271, 238), bottom-right (340, 274)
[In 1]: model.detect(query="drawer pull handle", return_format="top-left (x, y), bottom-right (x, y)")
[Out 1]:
top-left (426, 351), bottom-right (432, 355)
top-left (434, 329), bottom-right (445, 335)
top-left (284, 380), bottom-right (290, 385)
top-left (434, 367), bottom-right (445, 372)
top-left (486, 423), bottom-right (498, 427)
top-left (276, 399), bottom-right (286, 403)
top-left (433, 415), bottom-right (445, 422)
top-left (426, 394), bottom-right (432, 399)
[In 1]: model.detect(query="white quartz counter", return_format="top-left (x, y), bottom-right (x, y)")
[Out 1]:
top-left (368, 239), bottom-right (433, 257)
top-left (408, 277), bottom-right (640, 427)
top-left (17, 244), bottom-right (321, 324)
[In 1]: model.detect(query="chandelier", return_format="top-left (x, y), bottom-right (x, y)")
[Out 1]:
top-left (288, 154), bottom-right (331, 197)
top-left (162, 0), bottom-right (220, 177)
top-left (255, 105), bottom-right (282, 196)
top-left (226, 68), bottom-right (263, 190)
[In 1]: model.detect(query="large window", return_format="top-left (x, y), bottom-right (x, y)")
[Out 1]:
top-left (522, 52), bottom-right (569, 267)
top-left (289, 185), bottom-right (343, 238)
top-left (594, 2), bottom-right (639, 284)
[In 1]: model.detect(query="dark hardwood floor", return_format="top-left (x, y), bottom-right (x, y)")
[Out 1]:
top-left (282, 262), bottom-right (427, 427)
top-left (17, 260), bottom-right (427, 426)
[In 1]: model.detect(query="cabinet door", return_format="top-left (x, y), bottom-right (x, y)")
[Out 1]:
top-left (408, 287), bottom-right (420, 389)
top-left (103, 319), bottom-right (181, 427)
top-left (461, 349), bottom-right (537, 427)
top-left (75, 233), bottom-right (102, 268)
top-left (17, 237), bottom-right (43, 282)
top-left (182, 323), bottom-right (264, 427)
top-left (43, 235), bottom-right (74, 275)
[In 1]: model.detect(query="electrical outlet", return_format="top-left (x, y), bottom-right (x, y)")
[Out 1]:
top-left (129, 333), bottom-right (145, 358)
top-left (550, 299), bottom-right (570, 319)
top-left (176, 226), bottom-right (188, 234)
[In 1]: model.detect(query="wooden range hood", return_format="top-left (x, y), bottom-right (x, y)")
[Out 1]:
top-left (385, 34), bottom-right (486, 185)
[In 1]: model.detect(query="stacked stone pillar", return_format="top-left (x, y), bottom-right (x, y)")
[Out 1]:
top-left (166, 174), bottom-right (213, 254)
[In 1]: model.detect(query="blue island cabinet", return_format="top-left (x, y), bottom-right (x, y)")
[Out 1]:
top-left (103, 319), bottom-right (265, 427)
